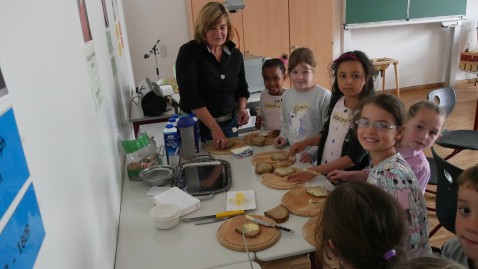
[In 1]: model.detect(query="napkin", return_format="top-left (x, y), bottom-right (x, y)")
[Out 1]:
top-left (153, 187), bottom-right (200, 216)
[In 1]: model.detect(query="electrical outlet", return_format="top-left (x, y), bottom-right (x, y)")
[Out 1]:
top-left (159, 45), bottom-right (167, 57)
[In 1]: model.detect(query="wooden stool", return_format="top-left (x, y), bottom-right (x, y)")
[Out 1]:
top-left (371, 58), bottom-right (400, 98)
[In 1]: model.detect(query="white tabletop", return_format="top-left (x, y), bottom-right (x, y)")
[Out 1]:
top-left (115, 144), bottom-right (334, 268)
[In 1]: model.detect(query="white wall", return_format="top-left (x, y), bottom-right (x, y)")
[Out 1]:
top-left (122, 0), bottom-right (190, 86)
top-left (124, 0), bottom-right (478, 90)
top-left (0, 0), bottom-right (135, 268)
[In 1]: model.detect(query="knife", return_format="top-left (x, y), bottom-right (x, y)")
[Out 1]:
top-left (245, 215), bottom-right (294, 233)
top-left (194, 217), bottom-right (229, 225)
top-left (180, 210), bottom-right (245, 222)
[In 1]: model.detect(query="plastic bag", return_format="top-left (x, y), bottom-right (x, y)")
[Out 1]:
top-left (121, 133), bottom-right (159, 180)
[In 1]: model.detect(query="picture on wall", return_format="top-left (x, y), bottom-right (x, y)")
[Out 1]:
top-left (0, 66), bottom-right (8, 98)
top-left (101, 0), bottom-right (109, 28)
top-left (77, 0), bottom-right (93, 43)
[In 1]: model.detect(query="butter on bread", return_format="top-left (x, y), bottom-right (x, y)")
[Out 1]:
top-left (271, 152), bottom-right (287, 161)
top-left (306, 186), bottom-right (328, 198)
top-left (274, 167), bottom-right (296, 177)
top-left (235, 221), bottom-right (261, 238)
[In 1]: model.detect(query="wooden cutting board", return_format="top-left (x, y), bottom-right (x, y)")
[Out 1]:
top-left (261, 167), bottom-right (302, 190)
top-left (217, 215), bottom-right (281, 252)
top-left (243, 131), bottom-right (277, 146)
top-left (251, 151), bottom-right (296, 168)
top-left (281, 187), bottom-right (326, 217)
top-left (205, 138), bottom-right (246, 155)
top-left (302, 215), bottom-right (320, 247)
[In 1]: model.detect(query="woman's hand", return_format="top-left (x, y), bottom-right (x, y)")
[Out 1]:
top-left (237, 108), bottom-right (250, 126)
top-left (286, 171), bottom-right (315, 184)
top-left (211, 127), bottom-right (227, 150)
top-left (299, 152), bottom-right (313, 163)
top-left (255, 115), bottom-right (263, 129)
top-left (290, 140), bottom-right (309, 154)
top-left (274, 136), bottom-right (287, 148)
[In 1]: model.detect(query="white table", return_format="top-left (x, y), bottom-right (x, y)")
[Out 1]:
top-left (115, 144), bottom-right (334, 268)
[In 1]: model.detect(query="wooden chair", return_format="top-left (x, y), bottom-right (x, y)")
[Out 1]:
top-left (428, 147), bottom-right (463, 238)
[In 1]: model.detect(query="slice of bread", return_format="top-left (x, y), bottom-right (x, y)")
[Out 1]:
top-left (306, 186), bottom-right (328, 198)
top-left (235, 221), bottom-right (261, 238)
top-left (255, 162), bottom-right (274, 174)
top-left (274, 167), bottom-right (296, 177)
top-left (225, 141), bottom-right (235, 149)
top-left (264, 205), bottom-right (289, 223)
top-left (250, 135), bottom-right (266, 146)
top-left (267, 129), bottom-right (281, 138)
top-left (271, 152), bottom-right (287, 161)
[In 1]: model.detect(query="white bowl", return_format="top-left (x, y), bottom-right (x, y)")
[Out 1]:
top-left (150, 204), bottom-right (181, 230)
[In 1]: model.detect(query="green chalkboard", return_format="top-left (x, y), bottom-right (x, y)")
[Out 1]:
top-left (410, 0), bottom-right (467, 19)
top-left (346, 0), bottom-right (408, 24)
top-left (345, 0), bottom-right (467, 25)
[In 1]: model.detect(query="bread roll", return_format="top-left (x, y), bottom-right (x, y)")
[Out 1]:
top-left (235, 221), bottom-right (261, 238)
top-left (255, 162), bottom-right (274, 174)
top-left (264, 205), bottom-right (289, 223)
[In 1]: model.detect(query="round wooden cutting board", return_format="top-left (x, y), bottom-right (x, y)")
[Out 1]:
top-left (281, 187), bottom-right (326, 217)
top-left (205, 138), bottom-right (246, 155)
top-left (217, 215), bottom-right (281, 252)
top-left (261, 167), bottom-right (302, 190)
top-left (302, 215), bottom-right (320, 247)
top-left (251, 151), bottom-right (296, 168)
top-left (243, 132), bottom-right (276, 146)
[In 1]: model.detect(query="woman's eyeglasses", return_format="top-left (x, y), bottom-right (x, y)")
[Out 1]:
top-left (356, 118), bottom-right (398, 130)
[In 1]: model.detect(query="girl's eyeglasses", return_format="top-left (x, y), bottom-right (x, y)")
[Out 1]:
top-left (356, 118), bottom-right (398, 130)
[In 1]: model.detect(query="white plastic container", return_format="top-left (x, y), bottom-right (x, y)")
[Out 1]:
top-left (150, 203), bottom-right (181, 230)
top-left (177, 116), bottom-right (196, 161)
top-left (163, 124), bottom-right (179, 166)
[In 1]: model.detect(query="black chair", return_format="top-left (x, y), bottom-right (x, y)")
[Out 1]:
top-left (428, 87), bottom-right (478, 160)
top-left (428, 147), bottom-right (463, 238)
top-left (424, 87), bottom-right (456, 201)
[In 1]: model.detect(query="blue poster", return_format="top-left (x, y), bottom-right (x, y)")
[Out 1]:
top-left (0, 184), bottom-right (45, 269)
top-left (0, 108), bottom-right (30, 218)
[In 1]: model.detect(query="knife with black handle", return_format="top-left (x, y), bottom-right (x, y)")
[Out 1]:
top-left (245, 215), bottom-right (294, 233)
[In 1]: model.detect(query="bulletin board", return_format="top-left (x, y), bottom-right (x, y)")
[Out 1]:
top-left (345, 0), bottom-right (467, 27)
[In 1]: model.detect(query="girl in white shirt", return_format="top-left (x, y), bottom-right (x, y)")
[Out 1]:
top-left (255, 54), bottom-right (288, 131)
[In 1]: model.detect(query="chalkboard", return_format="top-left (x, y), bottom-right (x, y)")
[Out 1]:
top-left (410, 0), bottom-right (467, 19)
top-left (345, 0), bottom-right (467, 26)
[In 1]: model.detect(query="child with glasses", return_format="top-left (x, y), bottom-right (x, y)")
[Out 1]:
top-left (441, 164), bottom-right (478, 269)
top-left (328, 101), bottom-right (446, 194)
top-left (286, 50), bottom-right (374, 183)
top-left (273, 48), bottom-right (331, 158)
top-left (354, 94), bottom-right (432, 256)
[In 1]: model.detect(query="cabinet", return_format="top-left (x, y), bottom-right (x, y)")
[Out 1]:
top-left (187, 0), bottom-right (333, 87)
